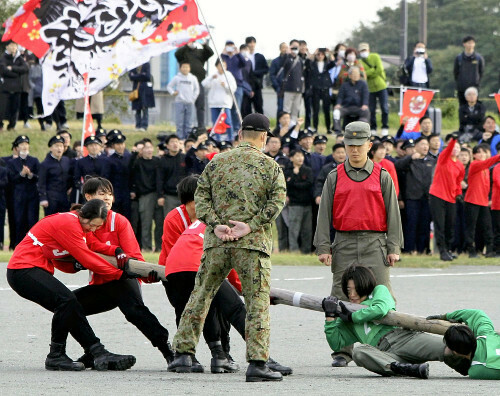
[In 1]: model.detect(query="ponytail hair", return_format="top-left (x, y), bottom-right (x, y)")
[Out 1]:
top-left (76, 199), bottom-right (108, 221)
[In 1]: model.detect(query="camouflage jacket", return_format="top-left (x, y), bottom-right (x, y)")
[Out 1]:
top-left (195, 141), bottom-right (286, 255)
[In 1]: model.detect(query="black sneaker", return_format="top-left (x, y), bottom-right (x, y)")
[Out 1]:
top-left (267, 357), bottom-right (293, 375)
top-left (390, 362), bottom-right (429, 379)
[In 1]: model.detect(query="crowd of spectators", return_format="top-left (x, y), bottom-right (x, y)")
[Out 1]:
top-left (0, 34), bottom-right (499, 259)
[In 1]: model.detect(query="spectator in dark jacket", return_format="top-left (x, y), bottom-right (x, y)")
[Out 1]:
top-left (129, 62), bottom-right (155, 131)
top-left (185, 143), bottom-right (208, 175)
top-left (395, 137), bottom-right (436, 254)
top-left (107, 133), bottom-right (132, 219)
top-left (404, 42), bottom-right (433, 88)
top-left (74, 136), bottom-right (108, 194)
top-left (175, 40), bottom-right (214, 128)
top-left (269, 42), bottom-right (289, 117)
top-left (282, 39), bottom-right (305, 122)
top-left (221, 40), bottom-right (246, 131)
top-left (454, 35), bottom-right (485, 106)
top-left (458, 86), bottom-right (486, 143)
top-left (0, 41), bottom-right (29, 131)
top-left (333, 66), bottom-right (369, 133)
top-left (130, 138), bottom-right (162, 251)
top-left (309, 49), bottom-right (335, 133)
top-left (285, 150), bottom-right (314, 253)
top-left (27, 56), bottom-right (51, 130)
top-left (0, 159), bottom-right (9, 249)
top-left (157, 135), bottom-right (187, 216)
top-left (38, 135), bottom-right (72, 216)
top-left (244, 36), bottom-right (269, 115)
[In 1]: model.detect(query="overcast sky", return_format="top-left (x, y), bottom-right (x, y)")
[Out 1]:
top-left (197, 0), bottom-right (401, 58)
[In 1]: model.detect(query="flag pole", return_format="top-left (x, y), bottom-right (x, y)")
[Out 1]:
top-left (193, 0), bottom-right (243, 125)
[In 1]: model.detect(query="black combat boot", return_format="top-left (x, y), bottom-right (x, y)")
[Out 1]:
top-left (267, 357), bottom-right (293, 375)
top-left (156, 338), bottom-right (175, 364)
top-left (191, 355), bottom-right (205, 373)
top-left (208, 341), bottom-right (239, 373)
top-left (246, 360), bottom-right (283, 382)
top-left (45, 342), bottom-right (85, 371)
top-left (167, 352), bottom-right (193, 373)
top-left (439, 249), bottom-right (453, 261)
top-left (88, 343), bottom-right (136, 371)
top-left (390, 362), bottom-right (429, 379)
top-left (76, 352), bottom-right (95, 369)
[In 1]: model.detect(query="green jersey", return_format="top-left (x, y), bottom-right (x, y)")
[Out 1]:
top-left (446, 309), bottom-right (500, 380)
top-left (324, 285), bottom-right (397, 351)
top-left (195, 141), bottom-right (286, 256)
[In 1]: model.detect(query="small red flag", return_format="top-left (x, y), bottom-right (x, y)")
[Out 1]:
top-left (495, 94), bottom-right (500, 113)
top-left (212, 109), bottom-right (230, 135)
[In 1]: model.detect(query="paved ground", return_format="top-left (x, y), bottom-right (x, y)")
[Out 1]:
top-left (1, 264), bottom-right (499, 395)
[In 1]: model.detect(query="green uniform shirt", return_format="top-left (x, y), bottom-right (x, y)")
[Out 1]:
top-left (360, 53), bottom-right (387, 93)
top-left (313, 158), bottom-right (403, 255)
top-left (446, 309), bottom-right (500, 380)
top-left (195, 141), bottom-right (286, 256)
top-left (324, 285), bottom-right (397, 351)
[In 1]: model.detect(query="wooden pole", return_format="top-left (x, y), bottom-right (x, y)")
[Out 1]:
top-left (269, 287), bottom-right (455, 336)
top-left (95, 256), bottom-right (458, 335)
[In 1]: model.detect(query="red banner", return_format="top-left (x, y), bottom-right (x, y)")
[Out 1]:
top-left (495, 94), bottom-right (500, 113)
top-left (400, 89), bottom-right (435, 132)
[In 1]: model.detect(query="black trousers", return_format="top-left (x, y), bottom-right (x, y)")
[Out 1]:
top-left (52, 101), bottom-right (67, 128)
top-left (464, 202), bottom-right (493, 253)
top-left (195, 83), bottom-right (206, 128)
top-left (429, 195), bottom-right (456, 253)
top-left (0, 92), bottom-right (20, 129)
top-left (492, 210), bottom-right (500, 254)
top-left (303, 92), bottom-right (312, 129)
top-left (404, 197), bottom-right (431, 253)
top-left (7, 267), bottom-right (100, 349)
top-left (164, 272), bottom-right (220, 344)
top-left (73, 278), bottom-right (169, 347)
top-left (242, 87), bottom-right (264, 115)
top-left (312, 88), bottom-right (331, 130)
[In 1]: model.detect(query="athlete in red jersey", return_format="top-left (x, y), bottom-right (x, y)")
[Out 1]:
top-left (369, 142), bottom-right (400, 196)
top-left (7, 199), bottom-right (136, 372)
top-left (491, 164), bottom-right (500, 256)
top-left (428, 137), bottom-right (464, 261)
top-left (71, 177), bottom-right (174, 367)
top-left (463, 145), bottom-right (500, 257)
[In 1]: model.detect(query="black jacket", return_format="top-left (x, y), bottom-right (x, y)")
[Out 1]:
top-left (7, 155), bottom-right (40, 197)
top-left (157, 152), bottom-right (187, 196)
top-left (454, 52), bottom-right (484, 91)
top-left (337, 79), bottom-right (369, 107)
top-left (404, 56), bottom-right (433, 87)
top-left (395, 154), bottom-right (436, 200)
top-left (308, 60), bottom-right (335, 90)
top-left (459, 101), bottom-right (486, 132)
top-left (282, 55), bottom-right (304, 93)
top-left (284, 164), bottom-right (314, 206)
top-left (185, 147), bottom-right (207, 175)
top-left (248, 52), bottom-right (269, 89)
top-left (175, 44), bottom-right (214, 82)
top-left (266, 151), bottom-right (290, 172)
top-left (130, 156), bottom-right (160, 197)
top-left (107, 151), bottom-right (131, 201)
top-left (0, 52), bottom-right (29, 93)
top-left (314, 161), bottom-right (339, 198)
top-left (38, 154), bottom-right (73, 202)
top-left (74, 154), bottom-right (109, 189)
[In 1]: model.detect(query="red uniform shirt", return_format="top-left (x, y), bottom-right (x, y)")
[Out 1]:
top-left (333, 162), bottom-right (387, 232)
top-left (464, 154), bottom-right (500, 207)
top-left (380, 158), bottom-right (399, 197)
top-left (158, 205), bottom-right (191, 267)
top-left (165, 220), bottom-right (206, 276)
top-left (429, 138), bottom-right (464, 203)
top-left (85, 210), bottom-right (144, 285)
top-left (7, 212), bottom-right (122, 282)
top-left (491, 164), bottom-right (500, 211)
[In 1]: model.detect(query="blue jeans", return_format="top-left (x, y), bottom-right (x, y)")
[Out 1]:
top-left (369, 88), bottom-right (389, 130)
top-left (231, 86), bottom-right (243, 133)
top-left (210, 108), bottom-right (233, 142)
top-left (135, 107), bottom-right (149, 130)
top-left (175, 102), bottom-right (194, 139)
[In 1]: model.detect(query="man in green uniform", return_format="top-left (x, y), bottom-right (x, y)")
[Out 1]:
top-left (168, 113), bottom-right (286, 382)
top-left (314, 121), bottom-right (403, 367)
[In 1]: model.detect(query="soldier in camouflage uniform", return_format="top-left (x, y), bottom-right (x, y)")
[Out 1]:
top-left (168, 114), bottom-right (287, 382)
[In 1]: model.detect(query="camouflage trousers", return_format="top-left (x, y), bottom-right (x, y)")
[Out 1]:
top-left (172, 247), bottom-right (271, 362)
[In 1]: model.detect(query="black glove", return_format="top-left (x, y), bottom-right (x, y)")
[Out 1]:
top-left (322, 296), bottom-right (339, 318)
top-left (426, 314), bottom-right (446, 320)
top-left (338, 301), bottom-right (354, 322)
top-left (146, 270), bottom-right (160, 283)
top-left (73, 261), bottom-right (86, 272)
top-left (115, 248), bottom-right (130, 270)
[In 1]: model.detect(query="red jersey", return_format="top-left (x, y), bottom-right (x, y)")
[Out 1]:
top-left (7, 212), bottom-right (122, 282)
top-left (165, 220), bottom-right (206, 276)
top-left (429, 138), bottom-right (464, 203)
top-left (464, 154), bottom-right (500, 207)
top-left (491, 164), bottom-right (500, 210)
top-left (85, 210), bottom-right (144, 285)
top-left (158, 205), bottom-right (191, 267)
top-left (333, 163), bottom-right (387, 232)
top-left (380, 158), bottom-right (399, 197)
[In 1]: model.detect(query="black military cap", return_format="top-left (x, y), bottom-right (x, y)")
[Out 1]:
top-left (106, 129), bottom-right (121, 141)
top-left (313, 135), bottom-right (328, 145)
top-left (48, 135), bottom-right (65, 147)
top-left (218, 140), bottom-right (233, 149)
top-left (298, 130), bottom-right (314, 141)
top-left (195, 144), bottom-right (208, 151)
top-left (205, 139), bottom-right (218, 148)
top-left (401, 139), bottom-right (416, 150)
top-left (109, 133), bottom-right (126, 144)
top-left (381, 135), bottom-right (396, 145)
top-left (95, 128), bottom-right (107, 138)
top-left (84, 135), bottom-right (103, 146)
top-left (370, 135), bottom-right (382, 143)
top-left (282, 136), bottom-right (293, 147)
top-left (241, 113), bottom-right (273, 137)
top-left (12, 135), bottom-right (30, 148)
top-left (57, 129), bottom-right (72, 138)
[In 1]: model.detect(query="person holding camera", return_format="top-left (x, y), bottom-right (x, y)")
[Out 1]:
top-left (404, 42), bottom-right (433, 88)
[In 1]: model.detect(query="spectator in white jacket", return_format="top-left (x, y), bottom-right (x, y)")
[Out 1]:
top-left (167, 62), bottom-right (200, 139)
top-left (201, 59), bottom-right (237, 141)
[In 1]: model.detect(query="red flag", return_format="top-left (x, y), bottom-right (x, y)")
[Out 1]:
top-left (81, 72), bottom-right (94, 156)
top-left (211, 109), bottom-right (230, 135)
top-left (495, 94), bottom-right (500, 113)
top-left (400, 89), bottom-right (434, 132)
